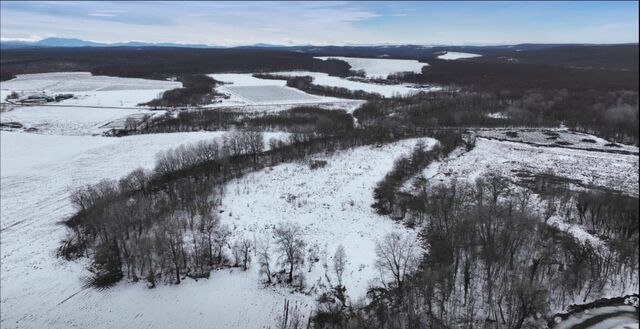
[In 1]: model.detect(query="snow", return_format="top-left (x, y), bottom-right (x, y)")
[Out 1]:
top-left (208, 73), bottom-right (362, 107)
top-left (437, 51), bottom-right (482, 60)
top-left (0, 130), bottom-right (291, 329)
top-left (1, 106), bottom-right (158, 135)
top-left (474, 128), bottom-right (639, 154)
top-left (224, 85), bottom-right (320, 104)
top-left (315, 56), bottom-right (426, 78)
top-left (210, 73), bottom-right (288, 87)
top-left (427, 138), bottom-right (639, 196)
top-left (273, 71), bottom-right (440, 97)
top-left (410, 133), bottom-right (638, 251)
top-left (547, 215), bottom-right (606, 248)
top-left (612, 323), bottom-right (639, 329)
top-left (1, 72), bottom-right (182, 135)
top-left (0, 129), bottom-right (430, 329)
top-left (1, 72), bottom-right (181, 93)
top-left (220, 138), bottom-right (437, 299)
top-left (554, 306), bottom-right (638, 329)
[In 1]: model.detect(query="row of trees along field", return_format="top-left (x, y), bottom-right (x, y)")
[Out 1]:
top-left (143, 74), bottom-right (221, 107)
top-left (60, 127), bottom-right (460, 288)
top-left (136, 107), bottom-right (355, 135)
top-left (312, 175), bottom-right (639, 329)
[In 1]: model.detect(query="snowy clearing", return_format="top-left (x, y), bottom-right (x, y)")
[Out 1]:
top-left (315, 56), bottom-right (426, 78)
top-left (0, 130), bottom-right (292, 329)
top-left (220, 137), bottom-right (436, 301)
top-left (437, 51), bottom-right (482, 60)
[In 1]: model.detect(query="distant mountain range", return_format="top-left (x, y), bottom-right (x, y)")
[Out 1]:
top-left (0, 37), bottom-right (222, 49)
top-left (3, 37), bottom-right (634, 52)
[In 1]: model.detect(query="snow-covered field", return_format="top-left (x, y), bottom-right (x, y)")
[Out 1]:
top-left (315, 56), bottom-right (426, 78)
top-left (473, 128), bottom-right (639, 154)
top-left (1, 126), bottom-right (431, 328)
top-left (224, 85), bottom-right (320, 104)
top-left (0, 73), bottom-right (182, 135)
top-left (1, 72), bottom-right (179, 108)
top-left (272, 71), bottom-right (439, 97)
top-left (1, 106), bottom-right (159, 135)
top-left (426, 137), bottom-right (638, 196)
top-left (0, 130), bottom-right (292, 329)
top-left (437, 51), bottom-right (482, 60)
top-left (1, 72), bottom-right (180, 94)
top-left (209, 73), bottom-right (361, 107)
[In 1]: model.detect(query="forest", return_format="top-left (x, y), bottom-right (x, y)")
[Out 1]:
top-left (6, 44), bottom-right (633, 328)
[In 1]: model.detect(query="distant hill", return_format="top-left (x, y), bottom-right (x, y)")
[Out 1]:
top-left (474, 44), bottom-right (639, 71)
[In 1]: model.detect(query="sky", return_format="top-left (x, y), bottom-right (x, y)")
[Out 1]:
top-left (1, 1), bottom-right (638, 46)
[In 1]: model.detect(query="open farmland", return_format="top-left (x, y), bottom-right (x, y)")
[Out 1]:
top-left (315, 56), bottom-right (427, 78)
top-left (224, 85), bottom-right (320, 104)
top-left (209, 73), bottom-right (363, 108)
top-left (1, 72), bottom-right (180, 93)
top-left (0, 73), bottom-right (182, 135)
top-left (437, 51), bottom-right (482, 60)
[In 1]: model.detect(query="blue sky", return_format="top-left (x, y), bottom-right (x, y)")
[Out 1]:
top-left (1, 1), bottom-right (637, 45)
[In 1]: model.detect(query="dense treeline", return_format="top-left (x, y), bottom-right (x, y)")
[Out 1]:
top-left (0, 70), bottom-right (15, 81)
top-left (354, 89), bottom-right (639, 144)
top-left (312, 177), bottom-right (639, 329)
top-left (372, 131), bottom-right (471, 219)
top-left (133, 107), bottom-right (354, 135)
top-left (409, 59), bottom-right (638, 92)
top-left (0, 47), bottom-right (354, 80)
top-left (473, 44), bottom-right (639, 72)
top-left (60, 127), bottom-right (435, 287)
top-left (143, 74), bottom-right (220, 107)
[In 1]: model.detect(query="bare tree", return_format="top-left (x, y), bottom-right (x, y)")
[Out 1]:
top-left (333, 245), bottom-right (346, 287)
top-left (215, 224), bottom-right (232, 264)
top-left (274, 222), bottom-right (306, 284)
top-left (375, 231), bottom-right (419, 290)
top-left (257, 234), bottom-right (273, 284)
top-left (239, 237), bottom-right (252, 270)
